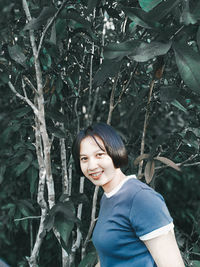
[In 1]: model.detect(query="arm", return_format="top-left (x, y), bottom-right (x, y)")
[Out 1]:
top-left (144, 230), bottom-right (185, 267)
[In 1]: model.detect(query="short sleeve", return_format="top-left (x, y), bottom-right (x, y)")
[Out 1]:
top-left (129, 188), bottom-right (173, 239)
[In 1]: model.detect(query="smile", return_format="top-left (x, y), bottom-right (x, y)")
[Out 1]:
top-left (89, 171), bottom-right (103, 179)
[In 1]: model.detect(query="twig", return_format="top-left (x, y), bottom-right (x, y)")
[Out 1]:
top-left (8, 81), bottom-right (39, 117)
top-left (73, 55), bottom-right (85, 70)
top-left (90, 87), bottom-right (100, 123)
top-left (88, 41), bottom-right (95, 125)
top-left (155, 160), bottom-right (200, 171)
top-left (14, 216), bottom-right (41, 221)
top-left (107, 73), bottom-right (119, 125)
top-left (22, 79), bottom-right (28, 98)
top-left (170, 25), bottom-right (184, 40)
top-left (82, 185), bottom-right (99, 259)
top-left (70, 176), bottom-right (85, 263)
top-left (138, 79), bottom-right (155, 178)
top-left (59, 108), bottom-right (69, 195)
top-left (68, 162), bottom-right (72, 197)
top-left (113, 63), bottom-right (138, 109)
top-left (23, 75), bottom-right (38, 95)
top-left (36, 0), bottom-right (68, 59)
top-left (122, 16), bottom-right (128, 35)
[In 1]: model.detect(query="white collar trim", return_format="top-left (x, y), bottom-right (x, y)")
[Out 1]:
top-left (104, 175), bottom-right (137, 198)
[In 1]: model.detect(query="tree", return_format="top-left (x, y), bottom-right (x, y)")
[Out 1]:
top-left (0, 0), bottom-right (200, 266)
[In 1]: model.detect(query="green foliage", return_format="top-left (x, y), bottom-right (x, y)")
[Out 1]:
top-left (78, 252), bottom-right (97, 267)
top-left (0, 0), bottom-right (200, 265)
top-left (138, 0), bottom-right (162, 12)
top-left (173, 42), bottom-right (200, 95)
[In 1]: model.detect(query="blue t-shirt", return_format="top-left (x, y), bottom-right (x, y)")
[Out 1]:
top-left (92, 177), bottom-right (173, 267)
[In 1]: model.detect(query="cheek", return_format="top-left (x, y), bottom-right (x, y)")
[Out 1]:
top-left (102, 157), bottom-right (115, 169)
top-left (80, 163), bottom-right (87, 174)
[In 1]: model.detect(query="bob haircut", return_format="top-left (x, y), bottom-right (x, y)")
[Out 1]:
top-left (72, 122), bottom-right (128, 175)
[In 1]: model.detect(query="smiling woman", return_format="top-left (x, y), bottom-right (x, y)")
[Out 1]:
top-left (72, 122), bottom-right (185, 267)
top-left (79, 135), bottom-right (126, 192)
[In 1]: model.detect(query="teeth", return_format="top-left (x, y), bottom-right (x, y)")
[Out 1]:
top-left (91, 172), bottom-right (101, 177)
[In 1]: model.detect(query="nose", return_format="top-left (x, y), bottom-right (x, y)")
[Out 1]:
top-left (88, 158), bottom-right (98, 171)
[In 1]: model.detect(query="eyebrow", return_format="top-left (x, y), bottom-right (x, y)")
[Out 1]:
top-left (80, 149), bottom-right (105, 157)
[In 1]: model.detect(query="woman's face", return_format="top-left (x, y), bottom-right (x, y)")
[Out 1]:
top-left (79, 135), bottom-right (119, 192)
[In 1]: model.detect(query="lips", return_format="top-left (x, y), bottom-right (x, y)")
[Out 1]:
top-left (89, 171), bottom-right (103, 180)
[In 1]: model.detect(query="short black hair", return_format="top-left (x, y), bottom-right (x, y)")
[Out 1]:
top-left (72, 122), bottom-right (128, 175)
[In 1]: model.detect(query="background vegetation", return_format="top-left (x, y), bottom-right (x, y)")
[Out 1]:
top-left (0, 0), bottom-right (200, 266)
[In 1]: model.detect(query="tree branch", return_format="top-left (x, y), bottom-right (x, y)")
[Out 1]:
top-left (138, 79), bottom-right (155, 178)
top-left (14, 216), bottom-right (41, 221)
top-left (113, 63), bottom-right (138, 109)
top-left (37, 0), bottom-right (68, 59)
top-left (23, 75), bottom-right (38, 95)
top-left (82, 185), bottom-right (99, 259)
top-left (8, 81), bottom-right (39, 117)
top-left (107, 73), bottom-right (119, 125)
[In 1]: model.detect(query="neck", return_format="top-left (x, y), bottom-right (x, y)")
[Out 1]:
top-left (102, 169), bottom-right (126, 193)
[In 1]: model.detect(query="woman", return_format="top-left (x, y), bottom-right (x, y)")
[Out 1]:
top-left (72, 122), bottom-right (185, 267)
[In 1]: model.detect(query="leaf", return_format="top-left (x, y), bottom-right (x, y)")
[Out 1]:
top-left (0, 165), bottom-right (6, 184)
top-left (154, 156), bottom-right (181, 171)
top-left (146, 0), bottom-right (180, 22)
top-left (0, 71), bottom-right (9, 84)
top-left (17, 202), bottom-right (32, 217)
top-left (50, 22), bottom-right (56, 45)
top-left (86, 0), bottom-right (99, 15)
top-left (191, 0), bottom-right (200, 20)
top-left (134, 154), bottom-right (150, 165)
top-left (197, 26), bottom-right (200, 51)
top-left (130, 41), bottom-right (172, 62)
top-left (12, 107), bottom-right (32, 118)
top-left (18, 199), bottom-right (35, 212)
top-left (46, 110), bottom-right (66, 123)
top-left (180, 1), bottom-right (197, 25)
top-left (183, 131), bottom-right (199, 150)
top-left (66, 10), bottom-right (97, 40)
top-left (171, 100), bottom-right (188, 113)
top-left (21, 219), bottom-right (29, 233)
top-left (139, 0), bottom-right (162, 12)
top-left (104, 40), bottom-right (141, 60)
top-left (78, 252), bottom-right (97, 267)
top-left (24, 7), bottom-right (56, 31)
top-left (173, 42), bottom-right (200, 95)
top-left (191, 261), bottom-right (200, 267)
top-left (55, 19), bottom-right (67, 40)
top-left (15, 160), bottom-right (32, 177)
top-left (70, 193), bottom-right (89, 206)
top-left (41, 50), bottom-right (52, 70)
top-left (104, 40), bottom-right (171, 62)
top-left (93, 60), bottom-right (121, 87)
top-left (123, 7), bottom-right (160, 29)
top-left (55, 218), bottom-right (74, 247)
top-left (48, 201), bottom-right (79, 224)
top-left (8, 44), bottom-right (27, 68)
top-left (48, 125), bottom-right (66, 138)
top-left (27, 166), bottom-right (38, 195)
top-left (144, 160), bottom-right (155, 184)
top-left (2, 203), bottom-right (16, 210)
top-left (43, 214), bottom-right (55, 232)
top-left (55, 77), bottom-right (63, 93)
top-left (160, 86), bottom-right (180, 103)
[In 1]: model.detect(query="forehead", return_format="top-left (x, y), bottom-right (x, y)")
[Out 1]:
top-left (80, 135), bottom-right (105, 155)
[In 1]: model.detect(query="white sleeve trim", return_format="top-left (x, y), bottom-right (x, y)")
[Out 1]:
top-left (139, 222), bottom-right (174, 241)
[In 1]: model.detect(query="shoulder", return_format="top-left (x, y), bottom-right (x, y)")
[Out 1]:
top-left (122, 176), bottom-right (156, 198)
top-left (114, 176), bottom-right (159, 209)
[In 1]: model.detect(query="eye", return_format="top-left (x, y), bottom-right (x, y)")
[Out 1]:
top-left (80, 156), bottom-right (88, 162)
top-left (96, 152), bottom-right (105, 158)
